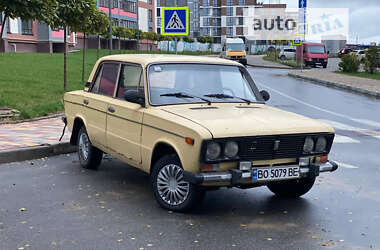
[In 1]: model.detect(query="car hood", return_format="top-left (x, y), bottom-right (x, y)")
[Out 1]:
top-left (160, 103), bottom-right (334, 138)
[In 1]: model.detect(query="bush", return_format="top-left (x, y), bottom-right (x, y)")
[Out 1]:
top-left (339, 54), bottom-right (360, 73)
top-left (363, 46), bottom-right (379, 74)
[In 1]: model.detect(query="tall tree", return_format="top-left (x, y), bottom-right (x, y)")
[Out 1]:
top-left (112, 26), bottom-right (124, 53)
top-left (0, 0), bottom-right (56, 47)
top-left (90, 11), bottom-right (109, 59)
top-left (50, 0), bottom-right (97, 91)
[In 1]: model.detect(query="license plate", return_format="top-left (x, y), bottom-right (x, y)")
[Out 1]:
top-left (252, 166), bottom-right (300, 182)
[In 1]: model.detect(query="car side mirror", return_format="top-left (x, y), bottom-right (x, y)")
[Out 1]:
top-left (124, 89), bottom-right (145, 107)
top-left (260, 90), bottom-right (270, 101)
top-left (85, 81), bottom-right (91, 88)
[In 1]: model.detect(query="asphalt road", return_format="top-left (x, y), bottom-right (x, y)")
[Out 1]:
top-left (1, 67), bottom-right (380, 250)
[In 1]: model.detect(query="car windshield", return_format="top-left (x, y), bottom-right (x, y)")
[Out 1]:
top-left (148, 64), bottom-right (259, 106)
top-left (307, 46), bottom-right (325, 53)
top-left (227, 43), bottom-right (244, 51)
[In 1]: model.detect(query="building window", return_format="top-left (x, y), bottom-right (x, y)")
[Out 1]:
top-left (157, 18), bottom-right (161, 27)
top-left (238, 0), bottom-right (245, 5)
top-left (226, 0), bottom-right (233, 6)
top-left (226, 27), bottom-right (233, 36)
top-left (203, 0), bottom-right (210, 7)
top-left (148, 0), bottom-right (152, 4)
top-left (112, 18), bottom-right (119, 26)
top-left (177, 0), bottom-right (187, 6)
top-left (21, 20), bottom-right (33, 35)
top-left (226, 17), bottom-right (233, 26)
top-left (99, 0), bottom-right (106, 7)
top-left (212, 27), bottom-right (220, 36)
top-left (200, 8), bottom-right (210, 16)
top-left (226, 7), bottom-right (233, 16)
top-left (122, 0), bottom-right (136, 13)
top-left (212, 8), bottom-right (221, 16)
top-left (113, 0), bottom-right (118, 8)
top-left (148, 9), bottom-right (153, 21)
top-left (156, 0), bottom-right (161, 6)
top-left (212, 0), bottom-right (218, 7)
top-left (238, 17), bottom-right (243, 25)
top-left (6, 18), bottom-right (10, 33)
top-left (203, 18), bottom-right (210, 26)
top-left (157, 27), bottom-right (161, 34)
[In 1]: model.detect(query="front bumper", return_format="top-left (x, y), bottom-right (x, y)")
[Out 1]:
top-left (183, 161), bottom-right (338, 186)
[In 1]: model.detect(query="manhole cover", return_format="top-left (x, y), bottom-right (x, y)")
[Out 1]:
top-left (0, 107), bottom-right (20, 118)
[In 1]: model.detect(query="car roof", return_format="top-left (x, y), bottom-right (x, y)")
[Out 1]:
top-left (96, 54), bottom-right (242, 67)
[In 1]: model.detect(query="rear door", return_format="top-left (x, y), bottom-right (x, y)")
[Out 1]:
top-left (84, 62), bottom-right (120, 148)
top-left (106, 63), bottom-right (145, 164)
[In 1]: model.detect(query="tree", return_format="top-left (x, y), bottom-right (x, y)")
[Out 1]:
top-left (0, 0), bottom-right (56, 49)
top-left (363, 46), bottom-right (379, 74)
top-left (90, 10), bottom-right (109, 59)
top-left (131, 28), bottom-right (143, 51)
top-left (112, 25), bottom-right (124, 53)
top-left (144, 32), bottom-right (157, 51)
top-left (50, 0), bottom-right (97, 91)
top-left (197, 36), bottom-right (206, 44)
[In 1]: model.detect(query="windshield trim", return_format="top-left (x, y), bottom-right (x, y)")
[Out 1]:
top-left (146, 62), bottom-right (265, 107)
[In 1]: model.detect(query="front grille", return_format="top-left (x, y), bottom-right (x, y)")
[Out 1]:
top-left (201, 133), bottom-right (335, 163)
top-left (239, 134), bottom-right (305, 160)
top-left (312, 58), bottom-right (324, 63)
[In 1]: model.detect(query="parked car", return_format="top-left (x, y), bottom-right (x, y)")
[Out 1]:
top-left (297, 42), bottom-right (328, 68)
top-left (338, 48), bottom-right (353, 58)
top-left (279, 47), bottom-right (296, 60)
top-left (353, 49), bottom-right (367, 62)
top-left (63, 55), bottom-right (338, 211)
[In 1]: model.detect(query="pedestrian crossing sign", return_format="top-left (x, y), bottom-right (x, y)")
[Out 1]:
top-left (162, 7), bottom-right (189, 36)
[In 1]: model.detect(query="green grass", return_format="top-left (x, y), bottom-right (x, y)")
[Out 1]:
top-left (0, 49), bottom-right (215, 120)
top-left (336, 71), bottom-right (380, 80)
top-left (263, 55), bottom-right (311, 69)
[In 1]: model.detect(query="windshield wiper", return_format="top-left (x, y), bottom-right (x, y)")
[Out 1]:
top-left (161, 92), bottom-right (212, 105)
top-left (204, 93), bottom-right (252, 105)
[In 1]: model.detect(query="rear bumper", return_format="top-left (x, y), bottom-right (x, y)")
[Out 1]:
top-left (183, 161), bottom-right (338, 186)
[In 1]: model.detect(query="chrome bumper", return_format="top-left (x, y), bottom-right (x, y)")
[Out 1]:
top-left (183, 161), bottom-right (338, 186)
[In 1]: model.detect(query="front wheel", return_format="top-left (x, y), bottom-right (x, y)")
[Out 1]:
top-left (77, 126), bottom-right (103, 169)
top-left (151, 154), bottom-right (205, 211)
top-left (267, 177), bottom-right (316, 198)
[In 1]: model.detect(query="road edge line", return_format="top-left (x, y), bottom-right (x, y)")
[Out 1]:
top-left (0, 142), bottom-right (76, 164)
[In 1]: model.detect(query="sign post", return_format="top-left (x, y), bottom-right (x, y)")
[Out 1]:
top-left (298, 0), bottom-right (307, 70)
top-left (161, 7), bottom-right (189, 54)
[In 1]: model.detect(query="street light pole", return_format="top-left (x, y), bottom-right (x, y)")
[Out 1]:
top-left (109, 0), bottom-right (113, 55)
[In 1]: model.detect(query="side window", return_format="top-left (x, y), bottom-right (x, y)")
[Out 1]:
top-left (117, 64), bottom-right (143, 99)
top-left (98, 63), bottom-right (120, 97)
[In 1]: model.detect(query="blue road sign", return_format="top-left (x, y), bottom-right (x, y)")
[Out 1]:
top-left (299, 0), bottom-right (307, 8)
top-left (162, 7), bottom-right (189, 36)
top-left (292, 40), bottom-right (302, 46)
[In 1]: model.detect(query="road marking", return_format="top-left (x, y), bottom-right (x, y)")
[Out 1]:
top-left (351, 118), bottom-right (380, 128)
top-left (257, 83), bottom-right (380, 129)
top-left (335, 161), bottom-right (359, 169)
top-left (333, 135), bottom-right (360, 144)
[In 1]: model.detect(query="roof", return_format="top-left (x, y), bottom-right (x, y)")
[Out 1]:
top-left (96, 54), bottom-right (241, 67)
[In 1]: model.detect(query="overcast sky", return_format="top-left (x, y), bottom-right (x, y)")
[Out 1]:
top-left (265, 0), bottom-right (380, 44)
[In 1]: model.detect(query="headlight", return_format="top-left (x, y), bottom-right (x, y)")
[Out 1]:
top-left (315, 136), bottom-right (327, 152)
top-left (303, 137), bottom-right (314, 153)
top-left (224, 141), bottom-right (239, 158)
top-left (206, 142), bottom-right (221, 160)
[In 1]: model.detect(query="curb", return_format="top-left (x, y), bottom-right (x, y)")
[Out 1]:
top-left (288, 72), bottom-right (380, 99)
top-left (0, 113), bottom-right (64, 125)
top-left (247, 63), bottom-right (293, 70)
top-left (0, 142), bottom-right (76, 164)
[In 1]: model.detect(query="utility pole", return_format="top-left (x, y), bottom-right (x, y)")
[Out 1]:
top-left (109, 0), bottom-right (113, 55)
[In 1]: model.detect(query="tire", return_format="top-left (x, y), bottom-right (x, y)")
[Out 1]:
top-left (267, 177), bottom-right (316, 198)
top-left (280, 55), bottom-right (286, 60)
top-left (77, 126), bottom-right (103, 169)
top-left (151, 154), bottom-right (205, 212)
top-left (323, 63), bottom-right (327, 68)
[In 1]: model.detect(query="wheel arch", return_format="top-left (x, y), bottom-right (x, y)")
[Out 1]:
top-left (150, 141), bottom-right (183, 174)
top-left (70, 116), bottom-right (87, 145)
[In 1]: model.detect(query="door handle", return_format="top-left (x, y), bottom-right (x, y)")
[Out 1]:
top-left (83, 99), bottom-right (89, 105)
top-left (108, 106), bottom-right (115, 113)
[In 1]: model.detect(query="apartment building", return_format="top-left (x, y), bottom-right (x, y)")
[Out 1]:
top-left (0, 15), bottom-right (75, 53)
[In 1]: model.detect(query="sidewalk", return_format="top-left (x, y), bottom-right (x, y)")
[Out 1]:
top-left (0, 116), bottom-right (74, 163)
top-left (246, 55), bottom-right (292, 69)
top-left (289, 71), bottom-right (380, 98)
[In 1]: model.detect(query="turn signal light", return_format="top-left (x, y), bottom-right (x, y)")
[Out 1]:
top-left (185, 137), bottom-right (194, 145)
top-left (320, 155), bottom-right (328, 163)
top-left (201, 164), bottom-right (219, 172)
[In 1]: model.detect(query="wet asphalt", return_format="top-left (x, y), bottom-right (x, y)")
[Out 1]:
top-left (1, 67), bottom-right (380, 250)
